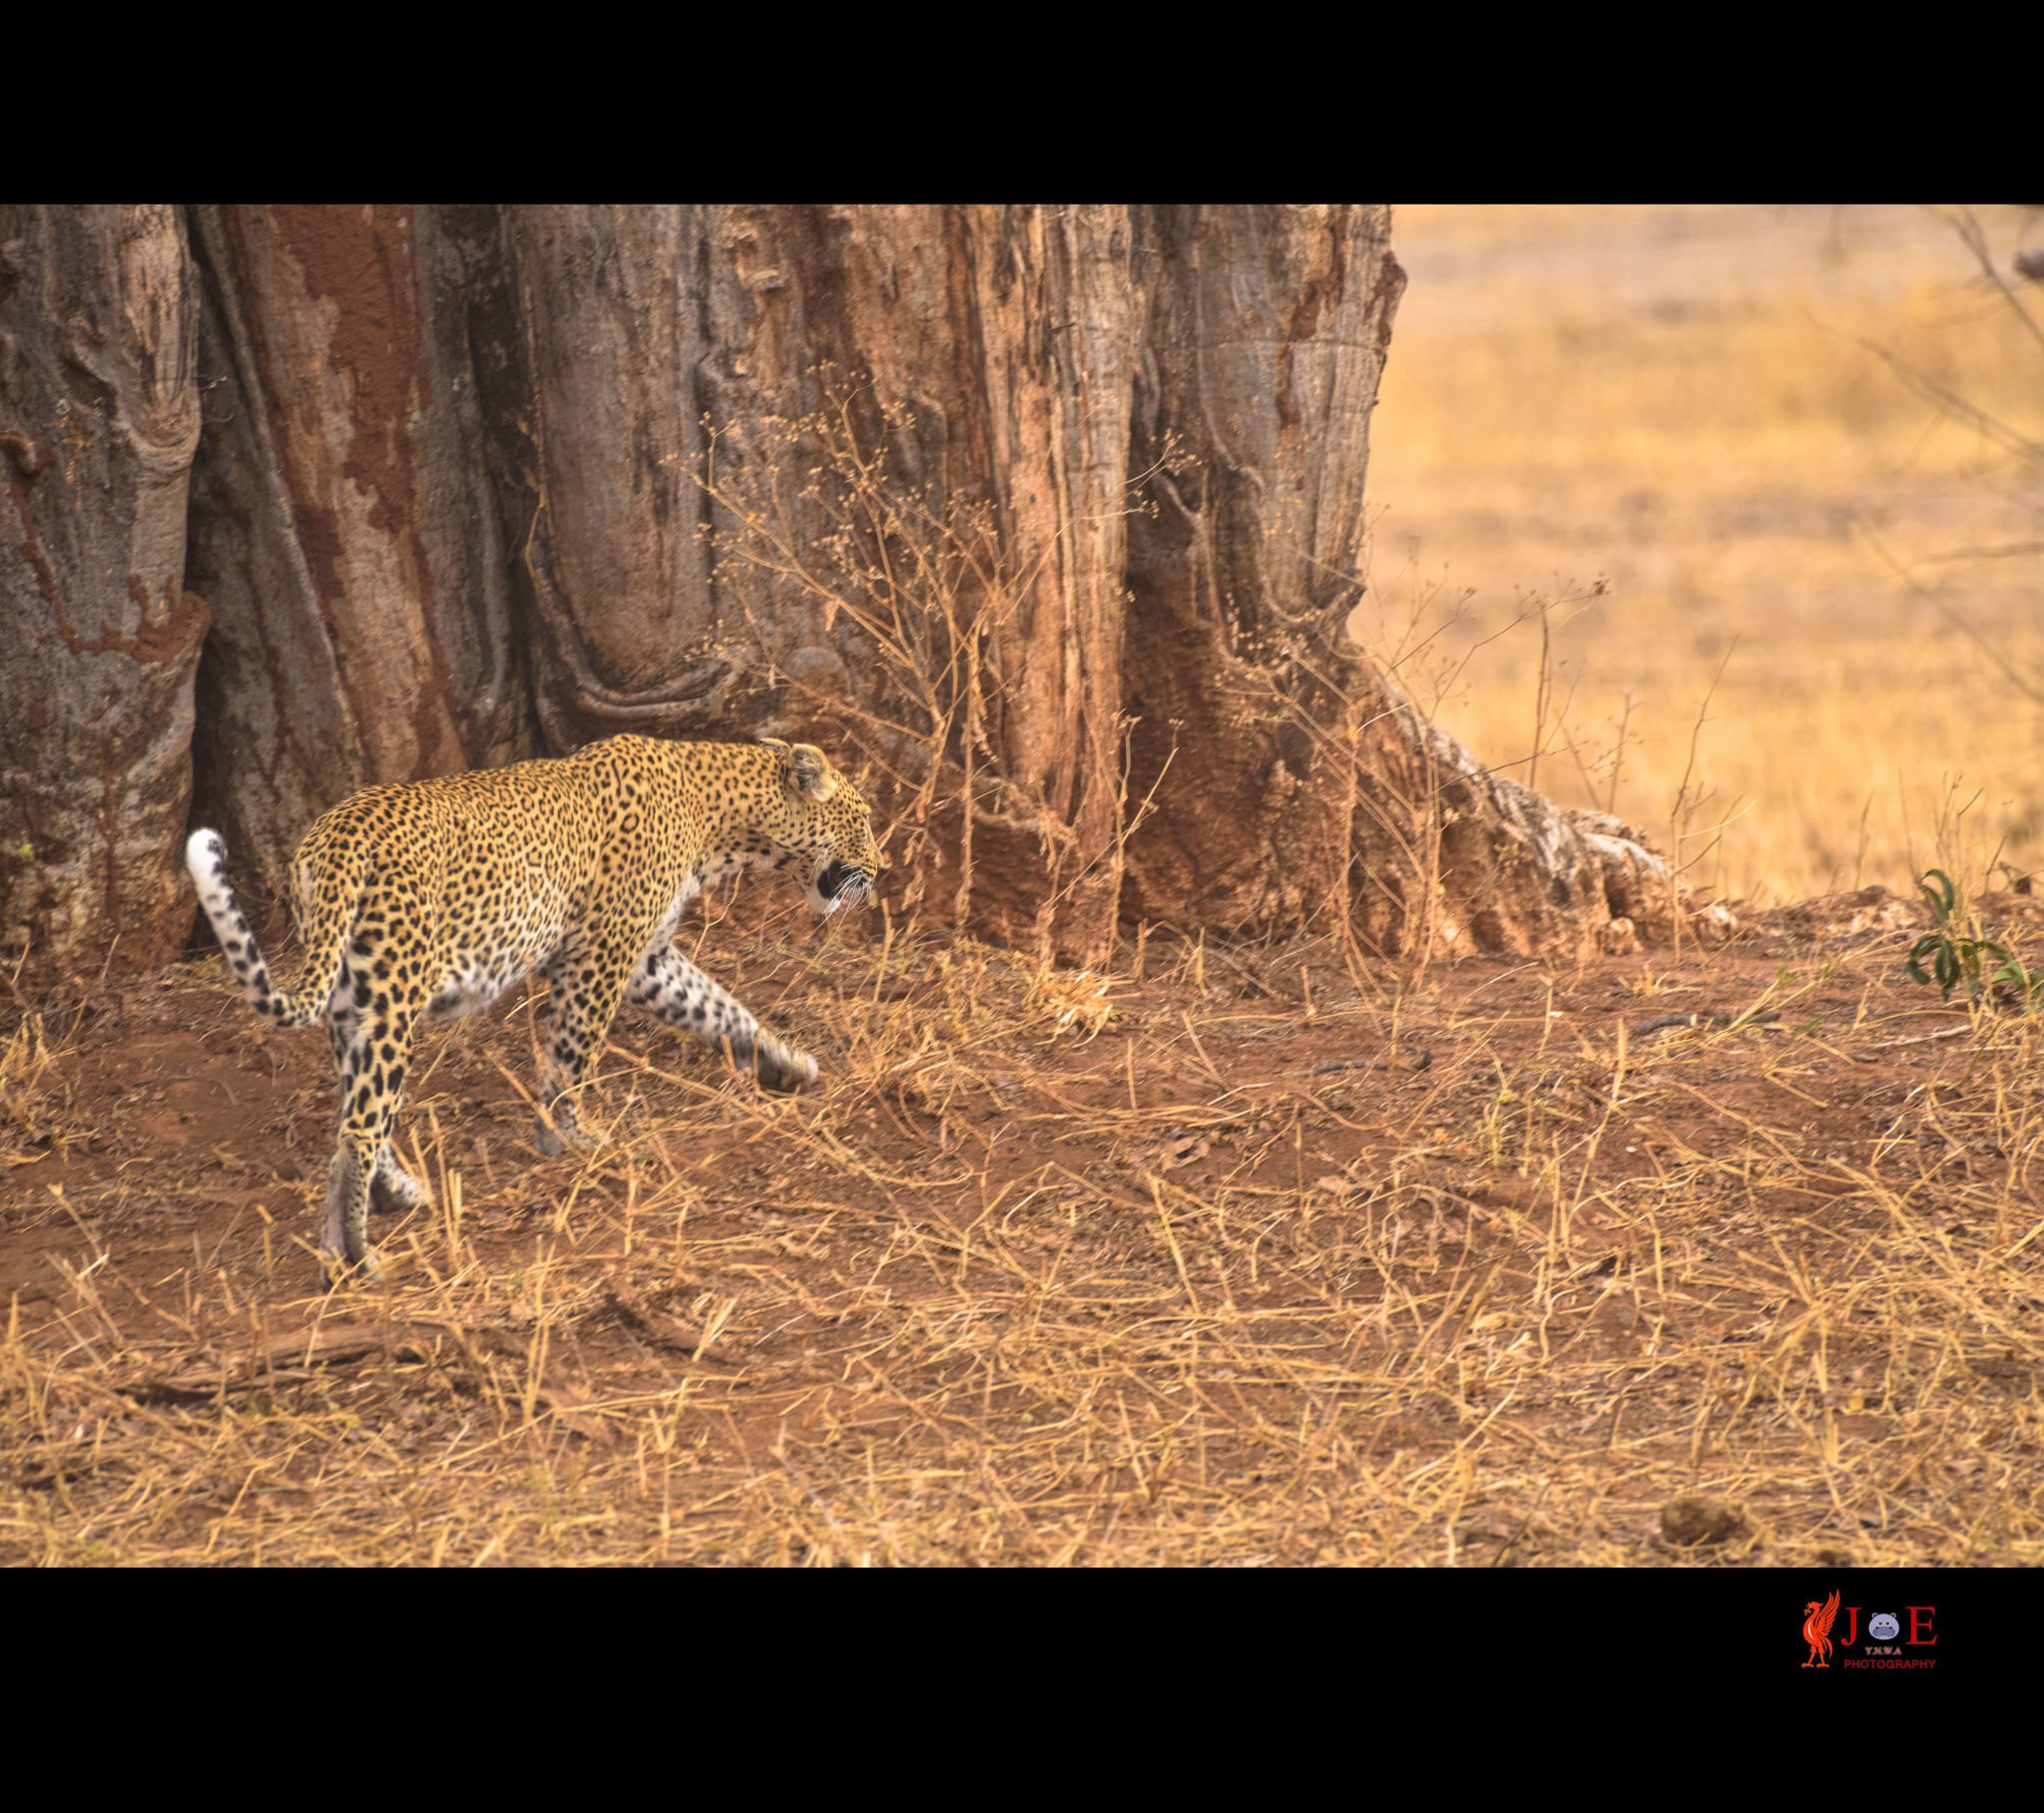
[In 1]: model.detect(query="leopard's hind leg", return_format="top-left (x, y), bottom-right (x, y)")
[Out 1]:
top-left (317, 959), bottom-right (424, 1283)
top-left (325, 1020), bottom-right (429, 1218)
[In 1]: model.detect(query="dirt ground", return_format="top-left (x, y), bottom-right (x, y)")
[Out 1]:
top-left (4, 889), bottom-right (2041, 1567)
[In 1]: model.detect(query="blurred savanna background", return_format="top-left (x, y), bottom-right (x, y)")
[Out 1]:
top-left (1359, 203), bottom-right (2044, 910)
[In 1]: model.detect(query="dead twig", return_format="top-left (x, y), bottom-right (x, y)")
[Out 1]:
top-left (1634, 1010), bottom-right (1782, 1037)
top-left (604, 1270), bottom-right (742, 1365)
top-left (1307, 1049), bottom-right (1433, 1077)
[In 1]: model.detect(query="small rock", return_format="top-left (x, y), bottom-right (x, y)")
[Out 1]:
top-left (1661, 1495), bottom-right (1750, 1548)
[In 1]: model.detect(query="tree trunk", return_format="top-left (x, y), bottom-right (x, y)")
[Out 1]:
top-left (1, 205), bottom-right (208, 969)
top-left (1119, 205), bottom-right (1394, 940)
top-left (182, 205), bottom-right (533, 911)
top-left (1119, 206), bottom-right (1682, 961)
top-left (5, 204), bottom-right (1688, 977)
top-left (504, 205), bottom-right (1143, 960)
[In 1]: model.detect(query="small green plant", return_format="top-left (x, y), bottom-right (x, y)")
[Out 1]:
top-left (1906, 870), bottom-right (2044, 1009)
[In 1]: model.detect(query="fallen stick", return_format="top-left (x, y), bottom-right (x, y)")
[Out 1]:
top-left (605, 1271), bottom-right (740, 1363)
top-left (1307, 1049), bottom-right (1433, 1078)
top-left (1873, 1025), bottom-right (1969, 1050)
top-left (1634, 1010), bottom-right (1782, 1037)
top-left (112, 1320), bottom-right (487, 1399)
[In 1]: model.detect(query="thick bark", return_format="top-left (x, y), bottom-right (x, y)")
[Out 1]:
top-left (494, 206), bottom-right (1143, 956)
top-left (1119, 206), bottom-right (1678, 961)
top-left (0, 206), bottom-right (208, 968)
top-left (661, 207), bottom-right (1158, 957)
top-left (1120, 205), bottom-right (1389, 937)
top-left (182, 205), bottom-right (531, 910)
top-left (506, 206), bottom-right (733, 751)
top-left (1355, 683), bottom-right (1690, 959)
top-left (690, 206), bottom-right (1681, 963)
top-left (6, 203), bottom-right (1683, 975)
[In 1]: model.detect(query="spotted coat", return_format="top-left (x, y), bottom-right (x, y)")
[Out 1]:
top-left (187, 736), bottom-right (879, 1281)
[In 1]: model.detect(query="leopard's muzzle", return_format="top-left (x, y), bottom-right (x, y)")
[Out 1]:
top-left (816, 861), bottom-right (874, 910)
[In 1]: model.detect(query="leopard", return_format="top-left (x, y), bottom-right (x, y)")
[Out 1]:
top-left (185, 734), bottom-right (880, 1283)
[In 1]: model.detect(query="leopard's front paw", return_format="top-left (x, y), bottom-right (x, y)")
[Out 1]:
top-left (534, 1108), bottom-right (600, 1155)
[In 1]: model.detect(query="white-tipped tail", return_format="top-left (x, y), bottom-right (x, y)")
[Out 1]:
top-left (186, 828), bottom-right (228, 891)
top-left (186, 828), bottom-right (302, 1026)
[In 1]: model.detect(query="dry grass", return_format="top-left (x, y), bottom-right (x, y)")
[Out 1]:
top-left (1, 1015), bottom-right (80, 1168)
top-left (1366, 203), bottom-right (2044, 905)
top-left (4, 892), bottom-right (2040, 1566)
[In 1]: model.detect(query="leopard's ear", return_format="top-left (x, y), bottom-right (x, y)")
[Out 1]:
top-left (760, 737), bottom-right (837, 803)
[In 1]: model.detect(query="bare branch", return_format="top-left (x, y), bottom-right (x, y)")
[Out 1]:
top-left (1859, 527), bottom-right (2044, 708)
top-left (1925, 205), bottom-right (2044, 362)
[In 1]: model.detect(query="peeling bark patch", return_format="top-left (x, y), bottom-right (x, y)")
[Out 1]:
top-left (269, 207), bottom-right (428, 539)
top-left (1277, 206), bottom-right (1352, 430)
top-left (258, 207), bottom-right (466, 782)
top-left (0, 431), bottom-right (45, 476)
top-left (51, 585), bottom-right (209, 667)
top-left (5, 475), bottom-right (61, 603)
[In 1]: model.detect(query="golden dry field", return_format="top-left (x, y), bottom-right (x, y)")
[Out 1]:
top-left (1362, 204), bottom-right (2044, 907)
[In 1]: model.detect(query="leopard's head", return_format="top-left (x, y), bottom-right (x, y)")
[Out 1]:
top-left (757, 738), bottom-right (882, 916)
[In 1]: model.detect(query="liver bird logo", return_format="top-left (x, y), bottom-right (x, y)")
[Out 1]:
top-left (1801, 1590), bottom-right (1841, 1667)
